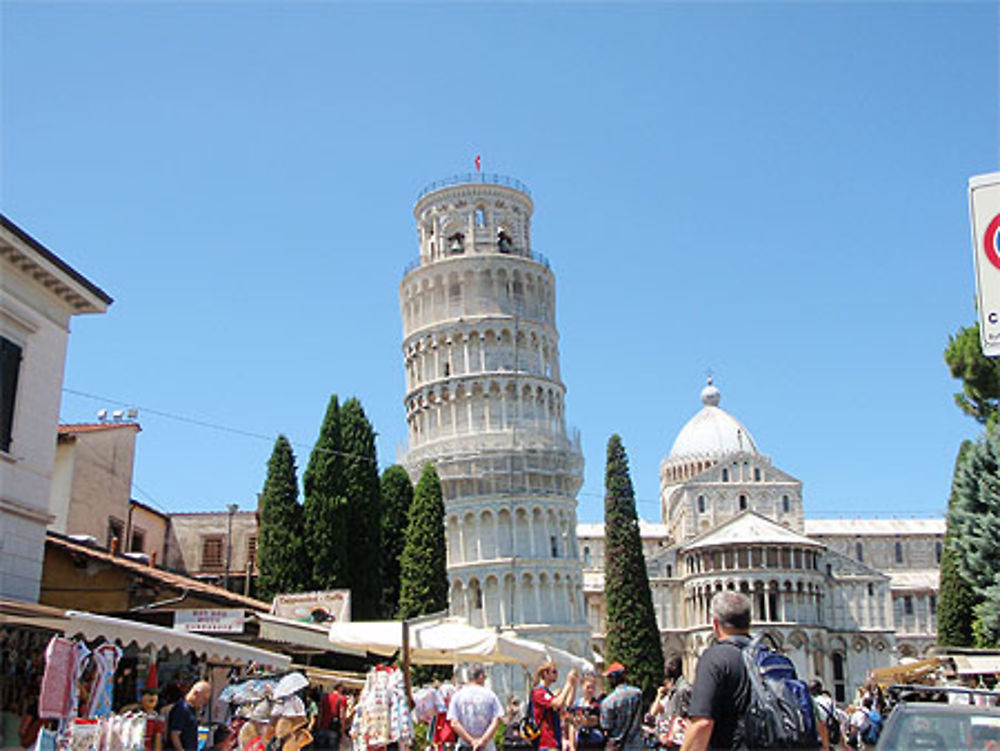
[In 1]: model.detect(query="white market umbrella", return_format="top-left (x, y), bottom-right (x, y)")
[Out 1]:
top-left (328, 616), bottom-right (547, 666)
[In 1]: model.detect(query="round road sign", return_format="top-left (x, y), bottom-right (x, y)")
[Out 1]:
top-left (984, 212), bottom-right (1000, 271)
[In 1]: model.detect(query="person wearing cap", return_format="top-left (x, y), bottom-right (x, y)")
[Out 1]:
top-left (598, 663), bottom-right (642, 751)
top-left (447, 664), bottom-right (504, 751)
top-left (531, 662), bottom-right (579, 751)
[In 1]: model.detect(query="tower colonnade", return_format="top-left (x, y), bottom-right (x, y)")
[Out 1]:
top-left (399, 176), bottom-right (589, 690)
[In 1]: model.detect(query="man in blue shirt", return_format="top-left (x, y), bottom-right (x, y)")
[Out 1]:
top-left (599, 663), bottom-right (643, 751)
top-left (168, 681), bottom-right (211, 751)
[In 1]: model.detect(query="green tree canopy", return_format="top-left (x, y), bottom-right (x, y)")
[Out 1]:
top-left (603, 434), bottom-right (664, 702)
top-left (948, 426), bottom-right (1000, 646)
top-left (397, 463), bottom-right (450, 684)
top-left (256, 434), bottom-right (307, 600)
top-left (339, 397), bottom-right (383, 620)
top-left (945, 322), bottom-right (1000, 425)
top-left (937, 437), bottom-right (980, 647)
top-left (303, 395), bottom-right (349, 592)
top-left (380, 465), bottom-right (414, 618)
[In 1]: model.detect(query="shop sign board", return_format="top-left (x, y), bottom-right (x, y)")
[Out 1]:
top-left (970, 171), bottom-right (1000, 356)
top-left (173, 608), bottom-right (245, 633)
top-left (271, 589), bottom-right (351, 623)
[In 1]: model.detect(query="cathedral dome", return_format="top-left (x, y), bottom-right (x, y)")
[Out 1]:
top-left (669, 379), bottom-right (759, 459)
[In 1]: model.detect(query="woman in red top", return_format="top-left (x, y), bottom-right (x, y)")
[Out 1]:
top-left (531, 663), bottom-right (578, 751)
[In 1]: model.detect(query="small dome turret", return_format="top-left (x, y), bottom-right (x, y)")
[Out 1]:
top-left (668, 379), bottom-right (759, 459)
top-left (700, 377), bottom-right (721, 407)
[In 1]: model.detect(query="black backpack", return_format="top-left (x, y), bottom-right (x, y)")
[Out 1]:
top-left (817, 699), bottom-right (840, 745)
top-left (737, 635), bottom-right (819, 749)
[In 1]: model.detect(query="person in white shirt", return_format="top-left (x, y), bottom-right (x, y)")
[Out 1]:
top-left (848, 700), bottom-right (871, 749)
top-left (448, 665), bottom-right (504, 751)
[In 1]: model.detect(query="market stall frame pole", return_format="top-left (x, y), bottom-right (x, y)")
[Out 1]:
top-left (401, 609), bottom-right (449, 707)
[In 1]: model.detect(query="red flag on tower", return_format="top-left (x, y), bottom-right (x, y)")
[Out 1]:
top-left (475, 155), bottom-right (481, 172)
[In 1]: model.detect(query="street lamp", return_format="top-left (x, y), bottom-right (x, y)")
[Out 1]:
top-left (225, 503), bottom-right (239, 591)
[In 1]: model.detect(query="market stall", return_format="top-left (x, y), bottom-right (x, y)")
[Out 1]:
top-left (2, 604), bottom-right (291, 751)
top-left (869, 657), bottom-right (941, 689)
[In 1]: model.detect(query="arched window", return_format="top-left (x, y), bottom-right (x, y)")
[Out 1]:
top-left (782, 495), bottom-right (790, 513)
top-left (739, 495), bottom-right (748, 511)
top-left (666, 564), bottom-right (673, 578)
top-left (894, 541), bottom-right (904, 564)
top-left (474, 207), bottom-right (486, 227)
top-left (935, 541), bottom-right (943, 563)
top-left (831, 652), bottom-right (846, 703)
top-left (754, 467), bottom-right (761, 482)
top-left (697, 495), bottom-right (706, 513)
top-left (583, 546), bottom-right (591, 567)
top-left (855, 541), bottom-right (864, 562)
top-left (722, 468), bottom-right (729, 482)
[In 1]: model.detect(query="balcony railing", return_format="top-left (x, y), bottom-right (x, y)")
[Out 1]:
top-left (403, 248), bottom-right (551, 277)
top-left (416, 173), bottom-right (531, 201)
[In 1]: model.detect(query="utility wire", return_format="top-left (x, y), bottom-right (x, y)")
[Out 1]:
top-left (67, 434), bottom-right (173, 514)
top-left (62, 386), bottom-right (378, 464)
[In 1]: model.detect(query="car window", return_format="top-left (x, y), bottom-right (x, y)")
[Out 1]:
top-left (881, 709), bottom-right (1000, 750)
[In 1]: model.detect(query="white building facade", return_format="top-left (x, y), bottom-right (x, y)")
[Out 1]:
top-left (398, 175), bottom-right (590, 691)
top-left (0, 215), bottom-right (110, 601)
top-left (579, 381), bottom-right (943, 703)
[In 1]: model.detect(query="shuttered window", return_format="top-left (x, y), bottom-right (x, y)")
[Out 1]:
top-left (0, 337), bottom-right (22, 453)
top-left (247, 535), bottom-right (258, 567)
top-left (202, 536), bottom-right (224, 570)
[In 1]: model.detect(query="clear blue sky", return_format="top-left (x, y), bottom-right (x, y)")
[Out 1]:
top-left (3, 2), bottom-right (998, 523)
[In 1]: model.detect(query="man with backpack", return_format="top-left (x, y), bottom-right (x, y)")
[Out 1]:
top-left (530, 662), bottom-right (579, 751)
top-left (680, 592), bottom-right (753, 751)
top-left (810, 681), bottom-right (840, 750)
top-left (680, 592), bottom-right (829, 751)
top-left (847, 697), bottom-right (880, 749)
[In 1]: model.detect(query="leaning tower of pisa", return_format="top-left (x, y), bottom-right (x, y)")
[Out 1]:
top-left (398, 173), bottom-right (590, 683)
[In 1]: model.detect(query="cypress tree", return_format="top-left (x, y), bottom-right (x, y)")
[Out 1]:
top-left (339, 398), bottom-right (383, 620)
top-left (937, 440), bottom-right (980, 647)
top-left (603, 434), bottom-right (664, 702)
top-left (398, 463), bottom-right (450, 683)
top-left (257, 434), bottom-right (307, 600)
top-left (949, 425), bottom-right (1000, 647)
top-left (380, 465), bottom-right (415, 618)
top-left (303, 396), bottom-right (349, 592)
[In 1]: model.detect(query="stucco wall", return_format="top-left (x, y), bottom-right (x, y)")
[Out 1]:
top-left (48, 425), bottom-right (138, 546)
top-left (168, 512), bottom-right (258, 575)
top-left (0, 266), bottom-right (73, 600)
top-left (129, 502), bottom-right (169, 561)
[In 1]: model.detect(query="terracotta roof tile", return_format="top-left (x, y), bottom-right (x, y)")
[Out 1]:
top-left (59, 423), bottom-right (141, 434)
top-left (46, 533), bottom-right (269, 611)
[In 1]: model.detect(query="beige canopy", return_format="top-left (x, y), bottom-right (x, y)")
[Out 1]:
top-left (328, 616), bottom-right (593, 672)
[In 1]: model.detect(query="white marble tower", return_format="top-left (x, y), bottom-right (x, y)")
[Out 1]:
top-left (398, 174), bottom-right (590, 678)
